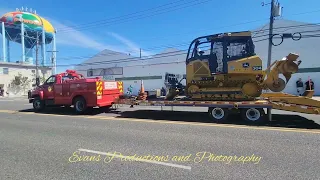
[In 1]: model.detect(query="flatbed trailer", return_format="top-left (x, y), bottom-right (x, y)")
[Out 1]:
top-left (116, 92), bottom-right (320, 124)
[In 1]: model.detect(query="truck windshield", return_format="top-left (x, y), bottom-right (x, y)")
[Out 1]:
top-left (44, 76), bottom-right (56, 84)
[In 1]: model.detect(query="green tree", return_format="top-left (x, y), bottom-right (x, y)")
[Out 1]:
top-left (8, 73), bottom-right (31, 95)
top-left (31, 72), bottom-right (47, 86)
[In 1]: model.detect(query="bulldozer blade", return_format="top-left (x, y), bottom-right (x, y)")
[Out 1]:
top-left (286, 53), bottom-right (299, 62)
top-left (282, 72), bottom-right (292, 84)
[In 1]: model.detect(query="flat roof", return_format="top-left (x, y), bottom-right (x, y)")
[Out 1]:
top-left (0, 61), bottom-right (52, 69)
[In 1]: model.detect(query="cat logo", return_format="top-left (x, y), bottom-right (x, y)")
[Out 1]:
top-left (48, 86), bottom-right (52, 92)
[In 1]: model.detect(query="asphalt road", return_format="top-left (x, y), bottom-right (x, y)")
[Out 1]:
top-left (0, 98), bottom-right (320, 180)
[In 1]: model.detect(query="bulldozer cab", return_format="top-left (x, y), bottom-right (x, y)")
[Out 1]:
top-left (186, 31), bottom-right (256, 74)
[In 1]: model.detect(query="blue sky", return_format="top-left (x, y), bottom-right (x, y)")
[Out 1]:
top-left (1, 0), bottom-right (320, 72)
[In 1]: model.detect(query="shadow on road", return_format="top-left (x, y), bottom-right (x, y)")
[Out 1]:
top-left (19, 107), bottom-right (121, 116)
top-left (18, 107), bottom-right (320, 129)
top-left (116, 110), bottom-right (320, 130)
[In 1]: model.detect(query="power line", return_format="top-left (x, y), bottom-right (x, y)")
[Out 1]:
top-left (51, 26), bottom-right (320, 62)
top-left (55, 38), bottom-right (269, 67)
top-left (3, 21), bottom-right (320, 64)
top-left (56, 0), bottom-right (190, 30)
top-left (51, 35), bottom-right (320, 70)
top-left (56, 21), bottom-right (320, 59)
top-left (58, 7), bottom-right (320, 36)
top-left (59, 0), bottom-right (213, 33)
top-left (2, 8), bottom-right (320, 66)
top-left (55, 28), bottom-right (320, 68)
top-left (3, 9), bottom-right (320, 49)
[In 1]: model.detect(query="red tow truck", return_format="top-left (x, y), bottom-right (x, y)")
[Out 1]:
top-left (28, 70), bottom-right (123, 114)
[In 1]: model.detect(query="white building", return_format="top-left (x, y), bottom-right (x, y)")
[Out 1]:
top-left (0, 62), bottom-right (52, 96)
top-left (76, 19), bottom-right (320, 96)
top-left (75, 48), bottom-right (186, 95)
top-left (253, 19), bottom-right (320, 95)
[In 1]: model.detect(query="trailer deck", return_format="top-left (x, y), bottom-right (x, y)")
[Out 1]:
top-left (116, 92), bottom-right (320, 124)
top-left (119, 98), bottom-right (272, 108)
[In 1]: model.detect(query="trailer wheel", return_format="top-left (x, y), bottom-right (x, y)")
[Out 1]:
top-left (208, 107), bottom-right (229, 122)
top-left (33, 97), bottom-right (45, 112)
top-left (74, 97), bottom-right (87, 114)
top-left (241, 108), bottom-right (265, 124)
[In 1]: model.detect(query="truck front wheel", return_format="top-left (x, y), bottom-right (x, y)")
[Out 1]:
top-left (33, 97), bottom-right (45, 112)
top-left (74, 97), bottom-right (87, 114)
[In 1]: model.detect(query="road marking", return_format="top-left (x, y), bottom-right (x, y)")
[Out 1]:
top-left (0, 110), bottom-right (16, 113)
top-left (0, 100), bottom-right (14, 102)
top-left (85, 116), bottom-right (116, 119)
top-left (85, 116), bottom-right (106, 119)
top-left (1, 109), bottom-right (320, 134)
top-left (78, 148), bottom-right (192, 170)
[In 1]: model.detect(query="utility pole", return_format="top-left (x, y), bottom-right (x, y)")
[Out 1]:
top-left (267, 0), bottom-right (275, 74)
top-left (35, 32), bottom-right (40, 86)
top-left (263, 0), bottom-right (282, 73)
top-left (139, 48), bottom-right (142, 58)
top-left (47, 50), bottom-right (59, 75)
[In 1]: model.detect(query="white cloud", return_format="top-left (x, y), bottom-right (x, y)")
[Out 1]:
top-left (47, 18), bottom-right (125, 52)
top-left (108, 32), bottom-right (153, 56)
top-left (0, 8), bottom-right (150, 56)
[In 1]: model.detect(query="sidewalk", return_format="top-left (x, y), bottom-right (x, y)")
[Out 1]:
top-left (0, 95), bottom-right (27, 100)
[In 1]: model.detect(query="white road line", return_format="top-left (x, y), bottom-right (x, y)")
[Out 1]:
top-left (0, 100), bottom-right (14, 102)
top-left (78, 148), bottom-right (192, 171)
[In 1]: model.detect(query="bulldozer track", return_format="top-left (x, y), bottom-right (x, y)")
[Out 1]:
top-left (188, 79), bottom-right (263, 101)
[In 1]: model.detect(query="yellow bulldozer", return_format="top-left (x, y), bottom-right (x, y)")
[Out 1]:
top-left (166, 31), bottom-right (302, 101)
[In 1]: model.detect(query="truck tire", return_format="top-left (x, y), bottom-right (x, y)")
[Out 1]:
top-left (241, 108), bottom-right (266, 124)
top-left (33, 97), bottom-right (45, 112)
top-left (73, 97), bottom-right (87, 114)
top-left (208, 107), bottom-right (229, 122)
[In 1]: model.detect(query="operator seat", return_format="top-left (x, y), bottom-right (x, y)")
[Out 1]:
top-left (208, 53), bottom-right (218, 74)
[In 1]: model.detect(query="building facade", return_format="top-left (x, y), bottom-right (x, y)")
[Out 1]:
top-left (75, 48), bottom-right (186, 95)
top-left (0, 62), bottom-right (52, 96)
top-left (76, 19), bottom-right (320, 96)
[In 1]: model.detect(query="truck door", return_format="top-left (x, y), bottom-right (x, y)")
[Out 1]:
top-left (42, 75), bottom-right (56, 99)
